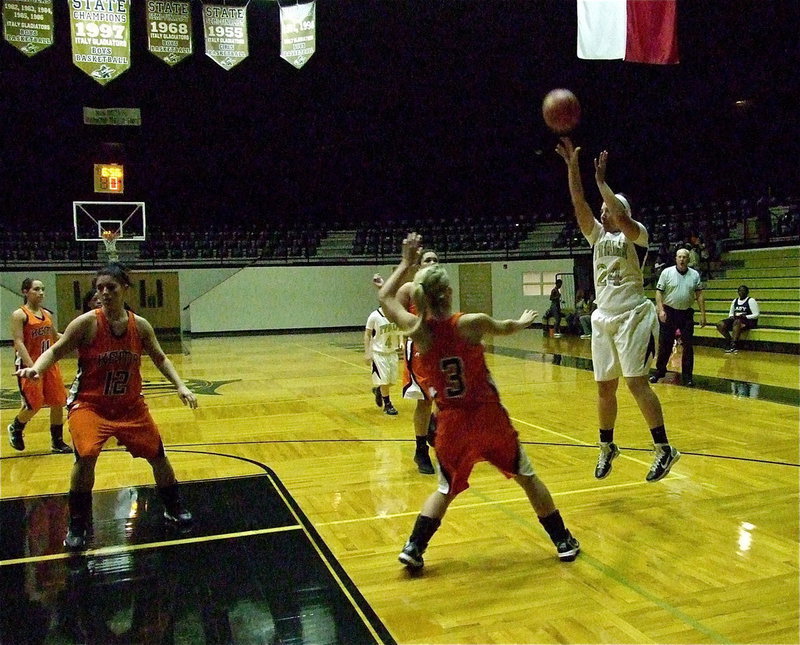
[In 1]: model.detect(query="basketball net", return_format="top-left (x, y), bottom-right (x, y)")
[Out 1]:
top-left (101, 230), bottom-right (120, 262)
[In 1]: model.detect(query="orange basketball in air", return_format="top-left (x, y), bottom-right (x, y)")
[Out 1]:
top-left (542, 88), bottom-right (581, 134)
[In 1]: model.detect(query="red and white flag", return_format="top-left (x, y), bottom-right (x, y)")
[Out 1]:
top-left (577, 0), bottom-right (679, 65)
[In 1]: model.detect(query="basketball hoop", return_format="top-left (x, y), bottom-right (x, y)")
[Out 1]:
top-left (101, 229), bottom-right (120, 262)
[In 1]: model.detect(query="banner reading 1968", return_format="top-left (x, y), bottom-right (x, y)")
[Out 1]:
top-left (147, 0), bottom-right (192, 66)
top-left (2, 0), bottom-right (54, 57)
top-left (202, 3), bottom-right (248, 71)
top-left (69, 0), bottom-right (131, 85)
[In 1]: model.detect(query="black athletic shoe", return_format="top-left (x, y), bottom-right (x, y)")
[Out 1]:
top-left (8, 424), bottom-right (24, 451)
top-left (51, 438), bottom-right (73, 454)
top-left (555, 532), bottom-right (581, 562)
top-left (646, 445), bottom-right (681, 482)
top-left (372, 387), bottom-right (383, 408)
top-left (683, 378), bottom-right (695, 387)
top-left (164, 504), bottom-right (193, 525)
top-left (398, 541), bottom-right (425, 569)
top-left (649, 373), bottom-right (664, 384)
top-left (414, 451), bottom-right (435, 475)
top-left (63, 524), bottom-right (87, 551)
top-left (594, 442), bottom-right (619, 479)
top-left (384, 404), bottom-right (398, 416)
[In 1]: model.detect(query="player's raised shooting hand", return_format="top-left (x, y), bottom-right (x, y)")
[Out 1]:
top-left (556, 137), bottom-right (581, 168)
top-left (401, 233), bottom-right (422, 266)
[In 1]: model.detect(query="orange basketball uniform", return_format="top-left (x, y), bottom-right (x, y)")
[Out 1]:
top-left (14, 306), bottom-right (66, 412)
top-left (415, 313), bottom-right (531, 495)
top-left (67, 309), bottom-right (162, 459)
top-left (402, 300), bottom-right (428, 400)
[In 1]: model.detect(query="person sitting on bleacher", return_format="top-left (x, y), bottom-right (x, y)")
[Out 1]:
top-left (716, 285), bottom-right (759, 353)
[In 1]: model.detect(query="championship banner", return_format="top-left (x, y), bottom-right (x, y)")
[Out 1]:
top-left (146, 0), bottom-right (192, 66)
top-left (69, 0), bottom-right (131, 85)
top-left (280, 1), bottom-right (315, 69)
top-left (2, 0), bottom-right (54, 57)
top-left (202, 3), bottom-right (248, 70)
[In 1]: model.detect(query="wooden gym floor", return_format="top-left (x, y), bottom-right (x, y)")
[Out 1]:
top-left (0, 331), bottom-right (797, 644)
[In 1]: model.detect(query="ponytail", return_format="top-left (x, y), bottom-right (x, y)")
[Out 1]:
top-left (408, 283), bottom-right (429, 336)
top-left (408, 264), bottom-right (451, 336)
top-left (20, 277), bottom-right (34, 304)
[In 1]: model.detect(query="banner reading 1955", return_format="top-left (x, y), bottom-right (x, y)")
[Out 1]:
top-left (202, 3), bottom-right (248, 70)
top-left (69, 0), bottom-right (131, 85)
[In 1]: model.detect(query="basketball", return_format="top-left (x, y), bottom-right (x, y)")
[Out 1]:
top-left (542, 88), bottom-right (581, 134)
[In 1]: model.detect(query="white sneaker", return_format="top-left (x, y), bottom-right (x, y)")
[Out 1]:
top-left (646, 445), bottom-right (681, 482)
top-left (553, 333), bottom-right (562, 338)
top-left (580, 334), bottom-right (591, 339)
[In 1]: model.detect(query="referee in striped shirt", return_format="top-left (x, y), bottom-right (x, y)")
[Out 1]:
top-left (650, 248), bottom-right (706, 387)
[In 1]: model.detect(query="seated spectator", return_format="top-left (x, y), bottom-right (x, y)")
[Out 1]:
top-left (568, 290), bottom-right (596, 339)
top-left (566, 289), bottom-right (584, 334)
top-left (717, 285), bottom-right (759, 353)
top-left (654, 242), bottom-right (671, 280)
top-left (686, 243), bottom-right (700, 272)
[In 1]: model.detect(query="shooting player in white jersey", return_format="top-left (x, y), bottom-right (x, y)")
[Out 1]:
top-left (365, 300), bottom-right (403, 415)
top-left (556, 138), bottom-right (680, 483)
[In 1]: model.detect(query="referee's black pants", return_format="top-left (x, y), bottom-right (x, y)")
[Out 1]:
top-left (654, 305), bottom-right (696, 380)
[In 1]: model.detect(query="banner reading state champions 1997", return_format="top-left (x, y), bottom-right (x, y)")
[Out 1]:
top-left (3, 0), bottom-right (54, 57)
top-left (69, 0), bottom-right (131, 85)
top-left (147, 0), bottom-right (192, 66)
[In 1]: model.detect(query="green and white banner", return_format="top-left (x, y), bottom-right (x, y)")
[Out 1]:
top-left (2, 0), bottom-right (54, 57)
top-left (146, 0), bottom-right (192, 66)
top-left (280, 1), bottom-right (315, 69)
top-left (202, 3), bottom-right (248, 70)
top-left (69, 0), bottom-right (131, 85)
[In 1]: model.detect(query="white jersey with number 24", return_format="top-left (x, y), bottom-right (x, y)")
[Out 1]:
top-left (585, 220), bottom-right (649, 315)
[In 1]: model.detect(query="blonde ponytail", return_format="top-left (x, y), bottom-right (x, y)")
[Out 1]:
top-left (408, 264), bottom-right (451, 337)
top-left (408, 282), bottom-right (429, 336)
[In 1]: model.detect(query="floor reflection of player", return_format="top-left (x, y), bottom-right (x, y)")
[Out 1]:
top-left (62, 544), bottom-right (181, 643)
top-left (717, 360), bottom-right (761, 399)
top-left (24, 497), bottom-right (70, 608)
top-left (0, 501), bottom-right (53, 643)
top-left (371, 441), bottom-right (411, 517)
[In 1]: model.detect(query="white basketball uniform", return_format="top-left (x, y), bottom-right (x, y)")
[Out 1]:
top-left (366, 308), bottom-right (402, 387)
top-left (585, 220), bottom-right (658, 381)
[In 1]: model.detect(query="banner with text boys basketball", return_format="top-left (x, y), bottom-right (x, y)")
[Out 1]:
top-left (3, 0), bottom-right (54, 56)
top-left (577, 0), bottom-right (679, 65)
top-left (69, 0), bottom-right (131, 84)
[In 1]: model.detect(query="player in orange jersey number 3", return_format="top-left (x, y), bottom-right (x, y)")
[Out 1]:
top-left (15, 263), bottom-right (198, 551)
top-left (379, 233), bottom-right (580, 569)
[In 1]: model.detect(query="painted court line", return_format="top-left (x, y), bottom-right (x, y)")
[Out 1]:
top-left (315, 480), bottom-right (650, 527)
top-left (296, 344), bottom-right (368, 371)
top-left (511, 416), bottom-right (689, 480)
top-left (0, 524), bottom-right (302, 568)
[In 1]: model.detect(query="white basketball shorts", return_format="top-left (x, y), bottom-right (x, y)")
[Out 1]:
top-left (590, 299), bottom-right (658, 381)
top-left (371, 351), bottom-right (399, 387)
